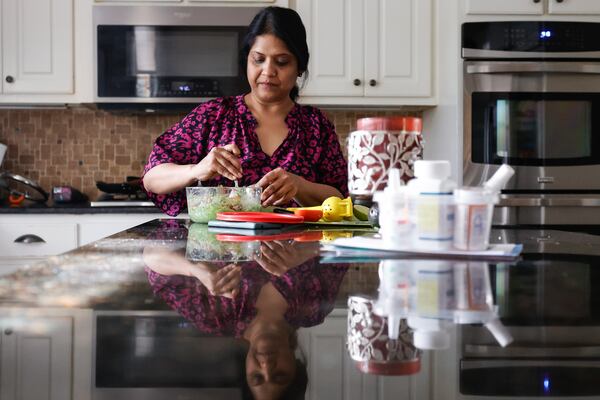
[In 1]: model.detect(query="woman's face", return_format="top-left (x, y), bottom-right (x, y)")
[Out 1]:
top-left (247, 34), bottom-right (299, 104)
top-left (245, 330), bottom-right (297, 399)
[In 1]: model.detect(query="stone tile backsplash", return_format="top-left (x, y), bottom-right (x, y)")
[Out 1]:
top-left (0, 106), bottom-right (421, 200)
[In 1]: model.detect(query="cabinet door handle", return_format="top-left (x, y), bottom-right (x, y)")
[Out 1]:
top-left (4, 328), bottom-right (13, 335)
top-left (533, 0), bottom-right (541, 3)
top-left (5, 75), bottom-right (14, 83)
top-left (353, 79), bottom-right (361, 86)
top-left (369, 79), bottom-right (377, 87)
top-left (556, 0), bottom-right (564, 3)
top-left (14, 234), bottom-right (46, 244)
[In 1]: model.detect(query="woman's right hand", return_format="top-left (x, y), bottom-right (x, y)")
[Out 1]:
top-left (192, 143), bottom-right (243, 182)
top-left (190, 263), bottom-right (242, 298)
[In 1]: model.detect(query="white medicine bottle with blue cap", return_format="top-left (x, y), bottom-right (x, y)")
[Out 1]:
top-left (406, 160), bottom-right (456, 250)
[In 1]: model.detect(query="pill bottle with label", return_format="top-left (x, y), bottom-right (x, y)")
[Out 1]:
top-left (374, 168), bottom-right (411, 246)
top-left (407, 160), bottom-right (456, 250)
top-left (453, 187), bottom-right (499, 251)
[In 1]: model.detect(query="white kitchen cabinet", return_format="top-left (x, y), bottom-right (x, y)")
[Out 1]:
top-left (296, 0), bottom-right (434, 106)
top-left (78, 214), bottom-right (161, 245)
top-left (95, 0), bottom-right (285, 4)
top-left (0, 222), bottom-right (78, 258)
top-left (1, 0), bottom-right (74, 94)
top-left (464, 0), bottom-right (543, 15)
top-left (465, 0), bottom-right (600, 15)
top-left (0, 213), bottom-right (161, 273)
top-left (548, 0), bottom-right (600, 14)
top-left (0, 316), bottom-right (73, 400)
top-left (298, 311), bottom-right (434, 400)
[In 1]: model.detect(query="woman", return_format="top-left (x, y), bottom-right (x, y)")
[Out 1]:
top-left (143, 7), bottom-right (348, 216)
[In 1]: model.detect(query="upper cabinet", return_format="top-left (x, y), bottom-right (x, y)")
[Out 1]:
top-left (1, 0), bottom-right (74, 94)
top-left (94, 0), bottom-right (285, 4)
top-left (295, 0), bottom-right (434, 106)
top-left (548, 0), bottom-right (600, 14)
top-left (465, 0), bottom-right (600, 15)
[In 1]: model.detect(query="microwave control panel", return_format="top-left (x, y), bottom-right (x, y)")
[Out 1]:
top-left (158, 80), bottom-right (219, 97)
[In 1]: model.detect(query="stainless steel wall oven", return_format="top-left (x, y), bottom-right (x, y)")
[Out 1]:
top-left (462, 21), bottom-right (600, 228)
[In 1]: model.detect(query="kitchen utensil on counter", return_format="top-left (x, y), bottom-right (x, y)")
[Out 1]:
top-left (216, 211), bottom-right (304, 224)
top-left (288, 196), bottom-right (354, 222)
top-left (186, 186), bottom-right (262, 223)
top-left (96, 176), bottom-right (144, 196)
top-left (273, 207), bottom-right (323, 222)
top-left (52, 186), bottom-right (89, 204)
top-left (348, 117), bottom-right (423, 205)
top-left (0, 172), bottom-right (49, 204)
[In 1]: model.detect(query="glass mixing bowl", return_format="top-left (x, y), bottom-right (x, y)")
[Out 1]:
top-left (186, 186), bottom-right (262, 223)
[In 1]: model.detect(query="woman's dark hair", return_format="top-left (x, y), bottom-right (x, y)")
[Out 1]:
top-left (241, 6), bottom-right (309, 101)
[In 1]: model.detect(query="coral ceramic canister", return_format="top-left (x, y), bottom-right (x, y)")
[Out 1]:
top-left (347, 295), bottom-right (421, 376)
top-left (348, 117), bottom-right (424, 199)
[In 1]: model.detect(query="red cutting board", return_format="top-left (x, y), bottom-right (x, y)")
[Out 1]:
top-left (216, 211), bottom-right (304, 224)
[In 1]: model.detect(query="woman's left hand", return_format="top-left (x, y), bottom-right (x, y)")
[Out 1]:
top-left (256, 167), bottom-right (302, 207)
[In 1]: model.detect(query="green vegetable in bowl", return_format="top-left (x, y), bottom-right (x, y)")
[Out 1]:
top-left (186, 186), bottom-right (262, 223)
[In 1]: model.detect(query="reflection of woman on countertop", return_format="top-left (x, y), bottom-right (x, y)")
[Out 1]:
top-left (142, 6), bottom-right (348, 216)
top-left (143, 242), bottom-right (348, 400)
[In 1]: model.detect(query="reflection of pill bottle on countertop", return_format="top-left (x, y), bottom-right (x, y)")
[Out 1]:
top-left (407, 160), bottom-right (456, 250)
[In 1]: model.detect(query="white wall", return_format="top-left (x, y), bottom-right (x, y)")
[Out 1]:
top-left (422, 0), bottom-right (462, 184)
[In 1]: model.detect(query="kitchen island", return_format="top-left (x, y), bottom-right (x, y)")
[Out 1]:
top-left (1, 219), bottom-right (600, 400)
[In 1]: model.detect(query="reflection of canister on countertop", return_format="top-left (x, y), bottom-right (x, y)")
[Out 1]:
top-left (347, 117), bottom-right (423, 204)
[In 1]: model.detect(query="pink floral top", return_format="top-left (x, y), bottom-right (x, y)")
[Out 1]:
top-left (145, 261), bottom-right (348, 338)
top-left (143, 95), bottom-right (349, 216)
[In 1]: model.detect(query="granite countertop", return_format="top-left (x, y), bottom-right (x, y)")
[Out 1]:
top-left (1, 219), bottom-right (600, 310)
top-left (2, 219), bottom-right (600, 397)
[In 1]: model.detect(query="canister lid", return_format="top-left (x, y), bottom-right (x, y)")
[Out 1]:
top-left (413, 160), bottom-right (451, 180)
top-left (404, 117), bottom-right (423, 133)
top-left (454, 187), bottom-right (499, 205)
top-left (356, 117), bottom-right (405, 131)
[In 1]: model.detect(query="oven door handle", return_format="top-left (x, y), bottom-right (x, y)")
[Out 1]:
top-left (466, 62), bottom-right (600, 75)
top-left (498, 195), bottom-right (600, 207)
top-left (464, 344), bottom-right (600, 358)
top-left (462, 359), bottom-right (600, 370)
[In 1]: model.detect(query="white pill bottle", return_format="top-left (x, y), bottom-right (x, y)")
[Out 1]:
top-left (407, 160), bottom-right (456, 250)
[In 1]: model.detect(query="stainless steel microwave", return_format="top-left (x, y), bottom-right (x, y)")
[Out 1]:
top-left (93, 6), bottom-right (256, 107)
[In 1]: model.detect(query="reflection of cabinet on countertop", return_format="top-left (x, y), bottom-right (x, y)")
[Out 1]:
top-left (0, 213), bottom-right (163, 274)
top-left (298, 310), bottom-right (440, 400)
top-left (0, 308), bottom-right (93, 400)
top-left (465, 0), bottom-right (600, 15)
top-left (295, 0), bottom-right (434, 106)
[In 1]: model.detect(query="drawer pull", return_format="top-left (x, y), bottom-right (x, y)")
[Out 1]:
top-left (4, 328), bottom-right (12, 335)
top-left (14, 234), bottom-right (46, 244)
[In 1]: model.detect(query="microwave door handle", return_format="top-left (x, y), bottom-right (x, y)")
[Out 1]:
top-left (466, 62), bottom-right (600, 75)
